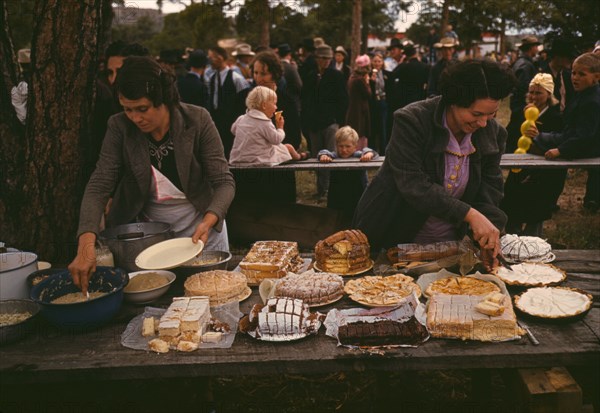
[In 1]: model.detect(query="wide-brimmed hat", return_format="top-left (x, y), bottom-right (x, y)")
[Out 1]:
top-left (403, 44), bottom-right (417, 57)
top-left (388, 38), bottom-right (404, 50)
top-left (434, 37), bottom-right (458, 49)
top-left (315, 44), bottom-right (333, 59)
top-left (546, 38), bottom-right (578, 59)
top-left (232, 43), bottom-right (255, 57)
top-left (335, 46), bottom-right (348, 57)
top-left (277, 43), bottom-right (292, 57)
top-left (519, 36), bottom-right (541, 50)
top-left (313, 37), bottom-right (325, 48)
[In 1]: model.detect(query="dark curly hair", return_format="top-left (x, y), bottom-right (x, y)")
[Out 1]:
top-left (251, 51), bottom-right (283, 82)
top-left (115, 56), bottom-right (180, 110)
top-left (439, 59), bottom-right (517, 108)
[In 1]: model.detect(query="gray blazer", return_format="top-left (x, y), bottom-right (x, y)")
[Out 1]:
top-left (77, 103), bottom-right (235, 237)
top-left (353, 96), bottom-right (507, 250)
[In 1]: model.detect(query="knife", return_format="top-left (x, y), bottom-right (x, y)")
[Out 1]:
top-left (497, 253), bottom-right (514, 271)
top-left (469, 241), bottom-right (513, 271)
top-left (518, 321), bottom-right (539, 345)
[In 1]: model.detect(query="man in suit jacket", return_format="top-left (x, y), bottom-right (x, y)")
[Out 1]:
top-left (301, 44), bottom-right (349, 196)
top-left (390, 44), bottom-right (430, 111)
top-left (177, 49), bottom-right (209, 108)
top-left (278, 43), bottom-right (302, 113)
top-left (206, 46), bottom-right (250, 158)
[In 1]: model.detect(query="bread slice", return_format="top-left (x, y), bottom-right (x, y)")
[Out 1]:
top-left (148, 338), bottom-right (169, 353)
top-left (475, 300), bottom-right (505, 316)
top-left (142, 317), bottom-right (156, 337)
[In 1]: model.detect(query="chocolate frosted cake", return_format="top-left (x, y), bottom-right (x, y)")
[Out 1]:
top-left (337, 318), bottom-right (429, 346)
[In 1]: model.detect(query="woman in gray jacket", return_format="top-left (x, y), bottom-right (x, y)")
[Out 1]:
top-left (354, 59), bottom-right (517, 269)
top-left (69, 56), bottom-right (235, 293)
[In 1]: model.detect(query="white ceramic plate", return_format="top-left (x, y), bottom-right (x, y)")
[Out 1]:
top-left (135, 238), bottom-right (204, 270)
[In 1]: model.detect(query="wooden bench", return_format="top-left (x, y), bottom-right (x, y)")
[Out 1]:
top-left (228, 155), bottom-right (600, 172)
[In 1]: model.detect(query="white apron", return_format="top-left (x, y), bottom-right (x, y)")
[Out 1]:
top-left (141, 166), bottom-right (229, 251)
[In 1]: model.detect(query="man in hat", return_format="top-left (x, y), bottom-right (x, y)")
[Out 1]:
top-left (510, 35), bottom-right (542, 114)
top-left (231, 43), bottom-right (255, 82)
top-left (159, 49), bottom-right (187, 79)
top-left (542, 37), bottom-right (577, 112)
top-left (385, 38), bottom-right (405, 71)
top-left (298, 38), bottom-right (319, 138)
top-left (427, 37), bottom-right (458, 97)
top-left (426, 27), bottom-right (440, 65)
top-left (301, 44), bottom-right (348, 198)
top-left (177, 49), bottom-right (209, 108)
top-left (331, 45), bottom-right (351, 84)
top-left (392, 43), bottom-right (430, 110)
top-left (278, 43), bottom-right (302, 112)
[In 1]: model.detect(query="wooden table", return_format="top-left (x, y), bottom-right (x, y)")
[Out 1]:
top-left (1, 250), bottom-right (598, 386)
top-left (228, 155), bottom-right (600, 171)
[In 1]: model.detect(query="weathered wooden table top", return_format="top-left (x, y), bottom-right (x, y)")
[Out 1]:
top-left (227, 155), bottom-right (600, 171)
top-left (1, 250), bottom-right (598, 384)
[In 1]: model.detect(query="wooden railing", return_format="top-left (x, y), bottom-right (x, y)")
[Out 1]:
top-left (228, 154), bottom-right (600, 171)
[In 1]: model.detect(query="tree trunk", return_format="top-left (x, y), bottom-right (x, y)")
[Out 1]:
top-left (258, 0), bottom-right (270, 48)
top-left (441, 0), bottom-right (450, 38)
top-left (500, 18), bottom-right (506, 56)
top-left (351, 0), bottom-right (362, 67)
top-left (0, 0), bottom-right (112, 263)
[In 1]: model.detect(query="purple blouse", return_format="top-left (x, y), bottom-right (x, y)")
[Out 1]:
top-left (413, 111), bottom-right (476, 243)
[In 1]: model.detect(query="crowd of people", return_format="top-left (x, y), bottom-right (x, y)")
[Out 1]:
top-left (45, 30), bottom-right (599, 290)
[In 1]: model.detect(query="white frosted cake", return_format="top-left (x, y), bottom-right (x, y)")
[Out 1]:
top-left (500, 234), bottom-right (552, 263)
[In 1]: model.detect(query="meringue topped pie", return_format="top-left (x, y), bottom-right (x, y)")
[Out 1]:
top-left (514, 287), bottom-right (592, 319)
top-left (493, 263), bottom-right (566, 287)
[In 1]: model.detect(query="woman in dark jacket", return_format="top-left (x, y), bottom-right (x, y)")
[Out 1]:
top-left (353, 59), bottom-right (517, 269)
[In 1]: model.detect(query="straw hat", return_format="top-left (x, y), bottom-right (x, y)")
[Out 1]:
top-left (335, 46), bottom-right (348, 57)
top-left (232, 43), bottom-right (255, 57)
top-left (434, 37), bottom-right (458, 49)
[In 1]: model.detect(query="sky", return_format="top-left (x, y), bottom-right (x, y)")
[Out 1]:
top-left (124, 0), bottom-right (417, 32)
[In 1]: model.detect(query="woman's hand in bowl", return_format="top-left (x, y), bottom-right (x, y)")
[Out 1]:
top-left (68, 232), bottom-right (97, 294)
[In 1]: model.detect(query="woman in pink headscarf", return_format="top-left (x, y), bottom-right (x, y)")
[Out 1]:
top-left (346, 54), bottom-right (372, 149)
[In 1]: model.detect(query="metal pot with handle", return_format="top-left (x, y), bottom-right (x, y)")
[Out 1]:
top-left (99, 223), bottom-right (172, 272)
